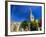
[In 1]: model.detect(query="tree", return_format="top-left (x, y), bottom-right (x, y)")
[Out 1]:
top-left (30, 21), bottom-right (38, 31)
top-left (21, 21), bottom-right (29, 30)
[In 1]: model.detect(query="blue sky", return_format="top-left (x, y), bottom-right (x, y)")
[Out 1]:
top-left (11, 5), bottom-right (42, 22)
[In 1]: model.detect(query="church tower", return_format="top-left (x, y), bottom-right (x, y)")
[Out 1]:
top-left (30, 9), bottom-right (34, 21)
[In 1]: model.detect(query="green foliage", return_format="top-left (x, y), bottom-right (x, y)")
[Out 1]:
top-left (30, 21), bottom-right (38, 26)
top-left (21, 20), bottom-right (39, 31)
top-left (21, 21), bottom-right (28, 29)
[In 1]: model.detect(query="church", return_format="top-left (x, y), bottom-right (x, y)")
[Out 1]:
top-left (10, 9), bottom-right (39, 32)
